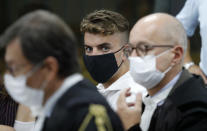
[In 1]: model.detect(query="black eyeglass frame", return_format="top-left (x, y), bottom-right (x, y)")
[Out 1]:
top-left (124, 43), bottom-right (174, 57)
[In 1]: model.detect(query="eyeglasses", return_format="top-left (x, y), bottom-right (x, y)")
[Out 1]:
top-left (124, 42), bottom-right (174, 57)
top-left (6, 64), bottom-right (28, 77)
top-left (6, 63), bottom-right (43, 77)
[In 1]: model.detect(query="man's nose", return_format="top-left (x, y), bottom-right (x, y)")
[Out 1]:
top-left (91, 48), bottom-right (103, 56)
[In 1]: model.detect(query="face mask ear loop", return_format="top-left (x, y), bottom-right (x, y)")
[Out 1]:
top-left (156, 49), bottom-right (172, 58)
top-left (156, 49), bottom-right (173, 73)
top-left (40, 80), bottom-right (49, 91)
top-left (155, 49), bottom-right (174, 74)
top-left (113, 45), bottom-right (125, 70)
top-left (118, 60), bottom-right (124, 68)
top-left (25, 62), bottom-right (44, 78)
top-left (163, 65), bottom-right (173, 74)
top-left (114, 45), bottom-right (125, 54)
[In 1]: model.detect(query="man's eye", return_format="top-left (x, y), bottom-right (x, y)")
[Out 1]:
top-left (102, 47), bottom-right (110, 52)
top-left (85, 47), bottom-right (92, 53)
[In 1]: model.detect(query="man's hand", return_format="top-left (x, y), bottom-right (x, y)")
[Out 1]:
top-left (184, 39), bottom-right (207, 84)
top-left (117, 88), bottom-right (142, 130)
top-left (188, 65), bottom-right (207, 84)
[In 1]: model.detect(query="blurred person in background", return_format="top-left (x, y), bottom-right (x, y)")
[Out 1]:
top-left (0, 73), bottom-right (34, 131)
top-left (80, 9), bottom-right (146, 111)
top-left (0, 2), bottom-right (52, 131)
top-left (176, 0), bottom-right (207, 84)
top-left (0, 84), bottom-right (17, 131)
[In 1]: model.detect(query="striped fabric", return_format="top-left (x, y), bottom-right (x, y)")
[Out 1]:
top-left (0, 94), bottom-right (18, 127)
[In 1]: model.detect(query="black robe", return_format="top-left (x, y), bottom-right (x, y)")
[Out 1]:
top-left (129, 70), bottom-right (207, 131)
top-left (42, 79), bottom-right (124, 131)
top-left (0, 94), bottom-right (18, 127)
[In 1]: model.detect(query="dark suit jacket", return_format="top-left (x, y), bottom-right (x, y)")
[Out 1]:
top-left (0, 94), bottom-right (18, 126)
top-left (42, 79), bottom-right (124, 131)
top-left (129, 70), bottom-right (207, 131)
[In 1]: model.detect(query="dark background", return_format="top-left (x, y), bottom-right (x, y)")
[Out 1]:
top-left (0, 0), bottom-right (201, 81)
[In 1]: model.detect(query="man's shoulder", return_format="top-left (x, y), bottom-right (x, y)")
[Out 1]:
top-left (44, 103), bottom-right (123, 131)
top-left (43, 79), bottom-right (124, 131)
top-left (150, 75), bottom-right (207, 131)
top-left (169, 75), bottom-right (207, 114)
top-left (56, 79), bottom-right (108, 108)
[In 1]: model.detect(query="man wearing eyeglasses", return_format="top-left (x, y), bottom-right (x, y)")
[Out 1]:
top-left (117, 13), bottom-right (207, 131)
top-left (80, 10), bottom-right (146, 111)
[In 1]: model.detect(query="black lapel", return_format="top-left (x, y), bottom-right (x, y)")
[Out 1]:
top-left (168, 69), bottom-right (192, 96)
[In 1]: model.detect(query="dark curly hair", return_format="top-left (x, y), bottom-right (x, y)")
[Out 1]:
top-left (80, 9), bottom-right (129, 36)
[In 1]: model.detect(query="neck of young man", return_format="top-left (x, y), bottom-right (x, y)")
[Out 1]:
top-left (102, 63), bottom-right (129, 89)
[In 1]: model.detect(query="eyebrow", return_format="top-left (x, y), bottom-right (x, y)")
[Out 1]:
top-left (128, 41), bottom-right (151, 47)
top-left (84, 42), bottom-right (112, 48)
top-left (136, 41), bottom-right (154, 46)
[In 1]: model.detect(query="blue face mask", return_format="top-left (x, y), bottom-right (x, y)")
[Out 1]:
top-left (83, 46), bottom-right (124, 83)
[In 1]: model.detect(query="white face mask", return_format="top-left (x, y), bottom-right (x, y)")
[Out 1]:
top-left (4, 64), bottom-right (47, 110)
top-left (129, 50), bottom-right (172, 89)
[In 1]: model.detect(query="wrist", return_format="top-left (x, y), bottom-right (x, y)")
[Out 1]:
top-left (184, 62), bottom-right (195, 70)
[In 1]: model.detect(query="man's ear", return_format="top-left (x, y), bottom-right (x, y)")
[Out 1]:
top-left (121, 50), bottom-right (128, 61)
top-left (122, 45), bottom-right (129, 61)
top-left (171, 45), bottom-right (184, 66)
top-left (43, 56), bottom-right (59, 81)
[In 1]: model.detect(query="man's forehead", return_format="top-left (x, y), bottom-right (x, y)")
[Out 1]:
top-left (5, 39), bottom-right (28, 66)
top-left (142, 15), bottom-right (158, 23)
top-left (84, 32), bottom-right (123, 47)
top-left (129, 39), bottom-right (156, 46)
top-left (130, 25), bottom-right (166, 46)
top-left (129, 28), bottom-right (155, 45)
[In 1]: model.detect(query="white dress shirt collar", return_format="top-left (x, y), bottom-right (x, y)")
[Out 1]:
top-left (140, 71), bottom-right (182, 131)
top-left (34, 73), bottom-right (83, 131)
top-left (97, 71), bottom-right (142, 92)
top-left (43, 73), bottom-right (83, 117)
top-left (151, 71), bottom-right (182, 99)
top-left (97, 71), bottom-right (146, 110)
